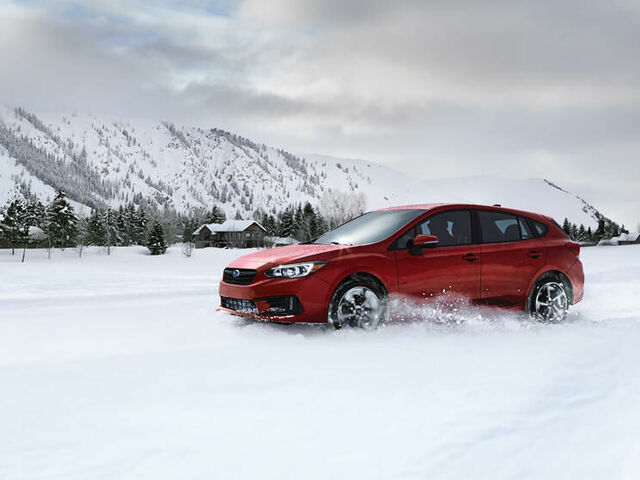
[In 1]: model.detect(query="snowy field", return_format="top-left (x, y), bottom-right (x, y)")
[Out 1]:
top-left (1, 245), bottom-right (640, 480)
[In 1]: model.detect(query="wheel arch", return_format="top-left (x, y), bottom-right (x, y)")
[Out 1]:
top-left (330, 271), bottom-right (389, 297)
top-left (527, 269), bottom-right (574, 306)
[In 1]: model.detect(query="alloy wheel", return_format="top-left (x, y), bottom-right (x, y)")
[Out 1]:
top-left (534, 281), bottom-right (569, 322)
top-left (336, 286), bottom-right (382, 329)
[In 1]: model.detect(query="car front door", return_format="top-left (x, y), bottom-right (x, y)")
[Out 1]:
top-left (477, 210), bottom-right (546, 306)
top-left (393, 209), bottom-right (481, 303)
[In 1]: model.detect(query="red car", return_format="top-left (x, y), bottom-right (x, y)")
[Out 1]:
top-left (218, 204), bottom-right (584, 328)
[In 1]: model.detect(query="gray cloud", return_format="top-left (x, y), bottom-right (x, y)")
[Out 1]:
top-left (0, 0), bottom-right (639, 224)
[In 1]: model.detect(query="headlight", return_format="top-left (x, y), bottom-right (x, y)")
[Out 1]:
top-left (264, 261), bottom-right (328, 279)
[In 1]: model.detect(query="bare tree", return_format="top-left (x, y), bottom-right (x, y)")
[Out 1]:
top-left (318, 189), bottom-right (367, 230)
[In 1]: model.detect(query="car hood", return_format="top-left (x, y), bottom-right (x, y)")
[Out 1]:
top-left (226, 243), bottom-right (349, 270)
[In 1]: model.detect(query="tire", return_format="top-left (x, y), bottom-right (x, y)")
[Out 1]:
top-left (526, 273), bottom-right (571, 322)
top-left (328, 274), bottom-right (388, 329)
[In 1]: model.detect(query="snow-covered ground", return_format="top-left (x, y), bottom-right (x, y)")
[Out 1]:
top-left (1, 245), bottom-right (640, 479)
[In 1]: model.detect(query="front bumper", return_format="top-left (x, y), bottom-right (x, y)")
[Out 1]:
top-left (218, 273), bottom-right (332, 323)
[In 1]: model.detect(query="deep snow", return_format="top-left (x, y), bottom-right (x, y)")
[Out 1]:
top-left (1, 245), bottom-right (640, 479)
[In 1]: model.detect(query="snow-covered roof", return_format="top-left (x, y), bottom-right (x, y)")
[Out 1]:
top-left (193, 220), bottom-right (266, 235)
top-left (615, 232), bottom-right (640, 242)
top-left (598, 232), bottom-right (640, 246)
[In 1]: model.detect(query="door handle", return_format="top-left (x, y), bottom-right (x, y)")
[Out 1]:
top-left (462, 253), bottom-right (478, 262)
top-left (527, 250), bottom-right (541, 259)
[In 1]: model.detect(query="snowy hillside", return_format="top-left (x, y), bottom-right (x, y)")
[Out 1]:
top-left (0, 106), bottom-right (609, 227)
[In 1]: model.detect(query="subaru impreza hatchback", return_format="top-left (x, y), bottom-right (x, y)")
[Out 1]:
top-left (218, 204), bottom-right (584, 328)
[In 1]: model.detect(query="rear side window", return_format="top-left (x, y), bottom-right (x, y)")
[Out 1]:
top-left (478, 210), bottom-right (522, 243)
top-left (532, 220), bottom-right (548, 237)
top-left (519, 218), bottom-right (533, 239)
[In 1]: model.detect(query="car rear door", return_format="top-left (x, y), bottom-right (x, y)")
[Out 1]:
top-left (394, 209), bottom-right (481, 303)
top-left (477, 210), bottom-right (546, 306)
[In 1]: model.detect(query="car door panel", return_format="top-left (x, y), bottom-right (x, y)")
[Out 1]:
top-left (395, 246), bottom-right (481, 301)
top-left (394, 209), bottom-right (480, 303)
top-left (480, 239), bottom-right (546, 305)
top-left (477, 211), bottom-right (546, 306)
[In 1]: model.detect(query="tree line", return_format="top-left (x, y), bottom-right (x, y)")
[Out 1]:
top-left (1, 188), bottom-right (366, 260)
top-left (0, 191), bottom-right (168, 260)
top-left (562, 217), bottom-right (627, 243)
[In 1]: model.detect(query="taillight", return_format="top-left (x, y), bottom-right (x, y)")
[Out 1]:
top-left (565, 242), bottom-right (580, 257)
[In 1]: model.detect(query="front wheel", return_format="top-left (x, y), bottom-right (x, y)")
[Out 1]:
top-left (527, 276), bottom-right (570, 322)
top-left (328, 275), bottom-right (388, 329)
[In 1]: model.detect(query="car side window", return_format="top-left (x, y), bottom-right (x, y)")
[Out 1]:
top-left (395, 226), bottom-right (417, 250)
top-left (479, 210), bottom-right (523, 243)
top-left (532, 220), bottom-right (548, 237)
top-left (416, 210), bottom-right (472, 247)
top-left (519, 217), bottom-right (533, 239)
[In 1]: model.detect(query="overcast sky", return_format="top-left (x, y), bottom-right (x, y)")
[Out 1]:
top-left (1, 0), bottom-right (639, 225)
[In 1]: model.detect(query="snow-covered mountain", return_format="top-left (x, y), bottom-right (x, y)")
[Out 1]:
top-left (0, 106), bottom-right (610, 227)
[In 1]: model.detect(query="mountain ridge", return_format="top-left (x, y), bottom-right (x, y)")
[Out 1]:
top-left (0, 106), bottom-right (612, 228)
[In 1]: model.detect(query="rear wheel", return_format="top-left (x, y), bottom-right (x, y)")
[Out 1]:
top-left (527, 275), bottom-right (570, 322)
top-left (328, 275), bottom-right (388, 329)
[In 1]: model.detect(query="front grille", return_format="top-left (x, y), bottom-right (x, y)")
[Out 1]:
top-left (223, 268), bottom-right (257, 285)
top-left (220, 296), bottom-right (258, 314)
top-left (259, 296), bottom-right (303, 316)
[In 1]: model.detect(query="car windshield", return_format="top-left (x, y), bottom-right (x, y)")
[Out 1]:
top-left (313, 209), bottom-right (424, 246)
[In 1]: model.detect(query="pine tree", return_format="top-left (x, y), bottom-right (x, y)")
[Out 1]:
top-left (264, 214), bottom-right (277, 236)
top-left (315, 213), bottom-right (328, 237)
top-left (25, 201), bottom-right (46, 230)
top-left (610, 222), bottom-right (620, 238)
top-left (562, 218), bottom-right (572, 236)
top-left (131, 207), bottom-right (148, 245)
top-left (577, 224), bottom-right (586, 242)
top-left (146, 221), bottom-right (167, 255)
top-left (293, 204), bottom-right (304, 239)
top-left (19, 200), bottom-right (42, 262)
top-left (124, 203), bottom-right (137, 243)
top-left (75, 216), bottom-right (89, 258)
top-left (46, 190), bottom-right (78, 248)
top-left (586, 226), bottom-right (593, 242)
top-left (569, 222), bottom-right (578, 241)
top-left (206, 205), bottom-right (226, 224)
top-left (278, 207), bottom-right (295, 238)
top-left (182, 217), bottom-right (199, 243)
top-left (297, 202), bottom-right (318, 241)
top-left (115, 206), bottom-right (130, 246)
top-left (86, 210), bottom-right (107, 246)
top-left (0, 199), bottom-right (29, 256)
top-left (104, 208), bottom-right (119, 255)
top-left (595, 219), bottom-right (606, 240)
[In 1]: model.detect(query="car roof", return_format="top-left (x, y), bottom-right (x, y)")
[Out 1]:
top-left (374, 203), bottom-right (547, 220)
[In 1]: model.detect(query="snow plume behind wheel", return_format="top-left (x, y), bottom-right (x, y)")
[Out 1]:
top-left (328, 274), bottom-right (389, 329)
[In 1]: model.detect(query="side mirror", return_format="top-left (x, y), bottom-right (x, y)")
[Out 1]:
top-left (409, 234), bottom-right (438, 255)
